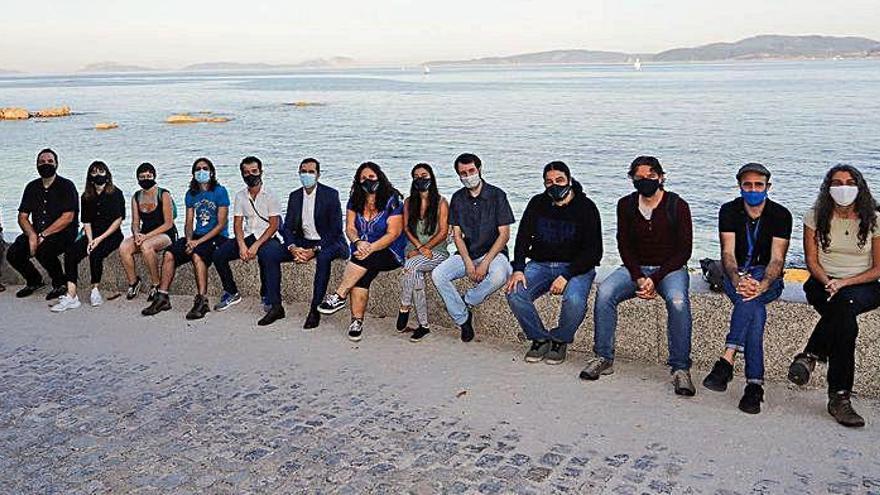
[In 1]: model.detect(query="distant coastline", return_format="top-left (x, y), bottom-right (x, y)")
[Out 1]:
top-left (425, 34), bottom-right (880, 67)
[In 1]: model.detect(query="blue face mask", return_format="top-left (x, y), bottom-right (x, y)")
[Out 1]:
top-left (741, 189), bottom-right (767, 206)
top-left (194, 170), bottom-right (211, 184)
top-left (300, 172), bottom-right (317, 188)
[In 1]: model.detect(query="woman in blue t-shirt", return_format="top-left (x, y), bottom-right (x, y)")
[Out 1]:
top-left (318, 161), bottom-right (405, 341)
top-left (142, 157), bottom-right (229, 320)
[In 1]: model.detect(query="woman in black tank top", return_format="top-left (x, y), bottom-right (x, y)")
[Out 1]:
top-left (118, 163), bottom-right (178, 300)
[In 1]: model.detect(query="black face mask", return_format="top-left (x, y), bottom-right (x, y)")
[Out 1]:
top-left (243, 174), bottom-right (262, 188)
top-left (546, 183), bottom-right (571, 202)
top-left (633, 178), bottom-right (661, 197)
top-left (360, 179), bottom-right (380, 194)
top-left (413, 177), bottom-right (432, 192)
top-left (37, 163), bottom-right (56, 179)
top-left (138, 179), bottom-right (156, 190)
top-left (90, 174), bottom-right (109, 186)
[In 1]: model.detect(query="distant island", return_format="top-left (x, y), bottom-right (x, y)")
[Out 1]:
top-left (78, 62), bottom-right (157, 73)
top-left (0, 68), bottom-right (21, 75)
top-left (181, 57), bottom-right (355, 71)
top-left (426, 35), bottom-right (880, 66)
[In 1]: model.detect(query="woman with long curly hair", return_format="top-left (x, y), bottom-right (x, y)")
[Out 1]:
top-left (318, 162), bottom-right (406, 341)
top-left (788, 164), bottom-right (880, 428)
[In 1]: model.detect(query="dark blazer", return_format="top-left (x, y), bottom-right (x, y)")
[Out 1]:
top-left (281, 182), bottom-right (347, 252)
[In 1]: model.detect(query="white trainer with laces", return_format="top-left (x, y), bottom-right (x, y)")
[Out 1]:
top-left (90, 287), bottom-right (104, 307)
top-left (51, 294), bottom-right (81, 313)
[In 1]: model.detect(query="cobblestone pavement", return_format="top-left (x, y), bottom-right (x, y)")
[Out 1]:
top-left (1, 292), bottom-right (879, 494)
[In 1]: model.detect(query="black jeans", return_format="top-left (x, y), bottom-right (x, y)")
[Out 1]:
top-left (6, 233), bottom-right (72, 288)
top-left (63, 232), bottom-right (123, 285)
top-left (802, 277), bottom-right (880, 393)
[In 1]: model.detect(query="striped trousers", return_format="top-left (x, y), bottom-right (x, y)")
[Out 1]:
top-left (399, 253), bottom-right (447, 327)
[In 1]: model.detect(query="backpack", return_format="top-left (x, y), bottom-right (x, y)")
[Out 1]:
top-left (699, 258), bottom-right (725, 292)
top-left (136, 187), bottom-right (178, 220)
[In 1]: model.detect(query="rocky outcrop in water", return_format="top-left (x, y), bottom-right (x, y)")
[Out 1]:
top-left (0, 106), bottom-right (72, 120)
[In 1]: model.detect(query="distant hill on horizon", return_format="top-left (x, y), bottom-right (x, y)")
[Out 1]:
top-left (653, 34), bottom-right (880, 62)
top-left (181, 57), bottom-right (356, 71)
top-left (78, 62), bottom-right (157, 73)
top-left (426, 34), bottom-right (880, 66)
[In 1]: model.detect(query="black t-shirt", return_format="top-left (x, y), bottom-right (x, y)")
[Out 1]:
top-left (449, 182), bottom-right (515, 259)
top-left (18, 175), bottom-right (79, 238)
top-left (82, 187), bottom-right (126, 237)
top-left (719, 197), bottom-right (792, 268)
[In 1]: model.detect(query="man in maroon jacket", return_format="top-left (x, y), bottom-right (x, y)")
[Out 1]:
top-left (579, 156), bottom-right (695, 397)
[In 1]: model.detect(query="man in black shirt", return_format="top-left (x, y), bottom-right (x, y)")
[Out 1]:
top-left (702, 163), bottom-right (792, 415)
top-left (6, 149), bottom-right (79, 299)
top-left (431, 153), bottom-right (515, 342)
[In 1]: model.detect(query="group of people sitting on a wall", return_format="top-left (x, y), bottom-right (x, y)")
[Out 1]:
top-left (2, 148), bottom-right (878, 428)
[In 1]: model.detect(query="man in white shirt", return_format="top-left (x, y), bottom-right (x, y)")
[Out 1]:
top-left (212, 156), bottom-right (283, 325)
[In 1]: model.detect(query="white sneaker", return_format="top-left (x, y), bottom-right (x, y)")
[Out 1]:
top-left (51, 294), bottom-right (81, 313)
top-left (90, 287), bottom-right (104, 307)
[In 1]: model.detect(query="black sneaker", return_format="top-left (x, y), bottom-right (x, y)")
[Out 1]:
top-left (738, 383), bottom-right (764, 414)
top-left (410, 325), bottom-right (430, 342)
top-left (303, 309), bottom-right (321, 330)
top-left (787, 352), bottom-right (818, 386)
top-left (702, 358), bottom-right (734, 392)
top-left (142, 292), bottom-right (171, 316)
top-left (185, 295), bottom-right (210, 320)
top-left (396, 310), bottom-right (410, 332)
top-left (317, 293), bottom-right (346, 314)
top-left (126, 277), bottom-right (142, 300)
top-left (545, 342), bottom-right (567, 365)
top-left (258, 304), bottom-right (286, 326)
top-left (348, 319), bottom-right (364, 342)
top-left (16, 282), bottom-right (45, 298)
top-left (46, 285), bottom-right (67, 301)
top-left (460, 310), bottom-right (474, 342)
top-left (525, 340), bottom-right (551, 363)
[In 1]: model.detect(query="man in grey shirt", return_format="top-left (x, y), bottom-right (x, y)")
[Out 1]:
top-left (432, 153), bottom-right (515, 342)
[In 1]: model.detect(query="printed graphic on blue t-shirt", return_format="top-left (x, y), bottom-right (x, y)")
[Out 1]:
top-left (185, 185), bottom-right (230, 237)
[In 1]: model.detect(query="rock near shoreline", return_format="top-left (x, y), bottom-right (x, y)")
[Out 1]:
top-left (0, 106), bottom-right (72, 120)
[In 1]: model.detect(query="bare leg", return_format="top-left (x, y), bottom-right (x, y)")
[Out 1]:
top-left (192, 254), bottom-right (208, 295)
top-left (119, 238), bottom-right (138, 284)
top-left (141, 236), bottom-right (171, 286)
top-left (334, 263), bottom-right (368, 298)
top-left (350, 287), bottom-right (369, 320)
top-left (159, 252), bottom-right (176, 291)
top-left (722, 348), bottom-right (736, 364)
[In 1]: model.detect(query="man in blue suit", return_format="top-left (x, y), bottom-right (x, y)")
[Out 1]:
top-left (259, 158), bottom-right (348, 328)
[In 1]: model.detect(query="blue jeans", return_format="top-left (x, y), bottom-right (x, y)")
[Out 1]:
top-left (213, 235), bottom-right (268, 297)
top-left (431, 254), bottom-right (512, 326)
top-left (258, 239), bottom-right (348, 308)
top-left (722, 265), bottom-right (783, 384)
top-left (593, 265), bottom-right (693, 371)
top-left (506, 262), bottom-right (595, 343)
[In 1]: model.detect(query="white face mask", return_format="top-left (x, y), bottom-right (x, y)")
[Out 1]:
top-left (460, 173), bottom-right (481, 190)
top-left (829, 185), bottom-right (858, 207)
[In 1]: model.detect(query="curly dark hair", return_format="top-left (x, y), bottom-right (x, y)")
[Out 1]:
top-left (814, 164), bottom-right (877, 251)
top-left (348, 162), bottom-right (401, 215)
top-left (188, 157), bottom-right (219, 194)
top-left (406, 163), bottom-right (441, 237)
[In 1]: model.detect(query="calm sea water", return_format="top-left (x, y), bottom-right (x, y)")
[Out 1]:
top-left (3, 60), bottom-right (880, 266)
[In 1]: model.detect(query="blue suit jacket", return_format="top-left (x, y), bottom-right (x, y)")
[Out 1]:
top-left (280, 183), bottom-right (347, 253)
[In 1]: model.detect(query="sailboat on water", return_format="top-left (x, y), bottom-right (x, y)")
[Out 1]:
top-left (633, 58), bottom-right (642, 71)
top-left (422, 65), bottom-right (431, 75)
